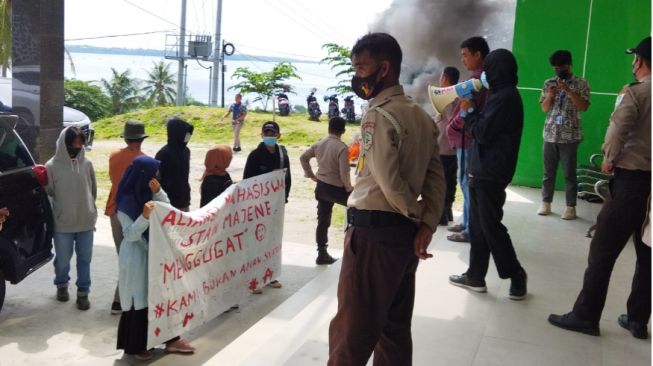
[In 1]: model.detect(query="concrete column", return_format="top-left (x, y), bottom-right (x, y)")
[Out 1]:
top-left (12, 0), bottom-right (64, 163)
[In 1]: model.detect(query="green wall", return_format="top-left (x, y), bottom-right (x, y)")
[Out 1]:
top-left (511, 0), bottom-right (651, 188)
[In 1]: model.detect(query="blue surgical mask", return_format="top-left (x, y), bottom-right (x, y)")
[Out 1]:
top-left (263, 136), bottom-right (277, 147)
top-left (184, 132), bottom-right (192, 143)
top-left (480, 71), bottom-right (490, 89)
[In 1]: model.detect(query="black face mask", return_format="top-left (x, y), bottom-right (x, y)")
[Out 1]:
top-left (351, 66), bottom-right (384, 100)
top-left (556, 69), bottom-right (570, 80)
top-left (67, 146), bottom-right (82, 158)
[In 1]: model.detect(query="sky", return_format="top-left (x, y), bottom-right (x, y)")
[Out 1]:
top-left (65, 0), bottom-right (395, 61)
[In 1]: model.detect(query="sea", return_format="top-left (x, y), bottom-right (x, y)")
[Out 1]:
top-left (65, 52), bottom-right (350, 112)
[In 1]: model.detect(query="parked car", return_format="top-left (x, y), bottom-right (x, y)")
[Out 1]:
top-left (0, 77), bottom-right (94, 150)
top-left (0, 114), bottom-right (53, 312)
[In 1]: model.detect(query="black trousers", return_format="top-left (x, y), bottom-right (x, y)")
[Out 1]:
top-left (466, 178), bottom-right (522, 280)
top-left (328, 224), bottom-right (418, 366)
top-left (441, 155), bottom-right (458, 210)
top-left (573, 169), bottom-right (651, 324)
top-left (316, 180), bottom-right (350, 248)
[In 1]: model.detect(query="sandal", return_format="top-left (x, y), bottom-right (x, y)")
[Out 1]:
top-left (448, 224), bottom-right (465, 233)
top-left (133, 351), bottom-right (154, 360)
top-left (165, 339), bottom-right (195, 354)
top-left (447, 232), bottom-right (470, 243)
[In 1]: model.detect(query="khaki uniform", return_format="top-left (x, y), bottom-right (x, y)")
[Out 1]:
top-left (603, 75), bottom-right (651, 170)
top-left (329, 85), bottom-right (445, 366)
top-left (572, 75), bottom-right (651, 326)
top-left (348, 85), bottom-right (445, 232)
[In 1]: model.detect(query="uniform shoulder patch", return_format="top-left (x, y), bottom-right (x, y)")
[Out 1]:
top-left (361, 118), bottom-right (375, 151)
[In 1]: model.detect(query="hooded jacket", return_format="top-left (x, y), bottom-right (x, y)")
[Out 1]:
top-left (243, 142), bottom-right (291, 201)
top-left (463, 49), bottom-right (523, 185)
top-left (155, 118), bottom-right (194, 209)
top-left (45, 127), bottom-right (97, 233)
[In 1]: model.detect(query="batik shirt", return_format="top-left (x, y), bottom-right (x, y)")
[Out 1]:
top-left (540, 75), bottom-right (590, 143)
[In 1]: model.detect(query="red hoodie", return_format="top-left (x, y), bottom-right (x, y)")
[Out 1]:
top-left (446, 68), bottom-right (488, 149)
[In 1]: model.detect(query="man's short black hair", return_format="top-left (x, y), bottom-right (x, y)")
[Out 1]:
top-left (442, 66), bottom-right (460, 85)
top-left (351, 33), bottom-right (403, 77)
top-left (460, 36), bottom-right (490, 59)
top-left (549, 50), bottom-right (572, 66)
top-left (328, 117), bottom-right (346, 134)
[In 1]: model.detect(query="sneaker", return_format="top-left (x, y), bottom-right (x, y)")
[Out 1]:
top-left (548, 312), bottom-right (600, 336)
top-left (618, 314), bottom-right (648, 339)
top-left (316, 250), bottom-right (338, 265)
top-left (448, 273), bottom-right (487, 292)
top-left (56, 287), bottom-right (69, 302)
top-left (111, 301), bottom-right (122, 315)
top-left (267, 280), bottom-right (282, 289)
top-left (77, 295), bottom-right (90, 311)
top-left (509, 268), bottom-right (527, 300)
top-left (232, 146), bottom-right (241, 152)
top-left (537, 202), bottom-right (551, 216)
top-left (561, 206), bottom-right (577, 220)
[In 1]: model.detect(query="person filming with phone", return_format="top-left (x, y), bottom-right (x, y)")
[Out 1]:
top-left (538, 50), bottom-right (590, 220)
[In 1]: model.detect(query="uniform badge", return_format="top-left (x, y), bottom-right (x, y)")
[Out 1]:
top-left (361, 120), bottom-right (375, 151)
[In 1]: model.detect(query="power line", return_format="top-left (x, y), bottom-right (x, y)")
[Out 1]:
top-left (262, 1), bottom-right (332, 45)
top-left (276, 0), bottom-right (350, 45)
top-left (65, 30), bottom-right (174, 42)
top-left (235, 43), bottom-right (322, 61)
top-left (123, 0), bottom-right (180, 28)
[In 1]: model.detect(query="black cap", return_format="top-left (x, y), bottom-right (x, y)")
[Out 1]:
top-left (262, 121), bottom-right (280, 133)
top-left (626, 36), bottom-right (651, 61)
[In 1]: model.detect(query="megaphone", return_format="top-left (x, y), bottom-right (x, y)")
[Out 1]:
top-left (428, 79), bottom-right (483, 115)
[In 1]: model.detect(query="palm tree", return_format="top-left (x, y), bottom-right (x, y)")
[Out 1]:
top-left (101, 68), bottom-right (141, 114)
top-left (142, 61), bottom-right (176, 106)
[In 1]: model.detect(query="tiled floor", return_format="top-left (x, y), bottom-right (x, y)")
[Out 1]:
top-left (207, 186), bottom-right (651, 366)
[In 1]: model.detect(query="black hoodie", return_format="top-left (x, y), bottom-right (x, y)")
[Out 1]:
top-left (155, 118), bottom-right (194, 209)
top-left (463, 49), bottom-right (523, 185)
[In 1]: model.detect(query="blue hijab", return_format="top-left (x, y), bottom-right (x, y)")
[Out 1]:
top-left (116, 156), bottom-right (160, 221)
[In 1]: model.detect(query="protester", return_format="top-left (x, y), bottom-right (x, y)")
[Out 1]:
top-left (300, 116), bottom-right (353, 265)
top-left (200, 145), bottom-right (233, 207)
top-left (446, 36), bottom-right (490, 243)
top-left (448, 49), bottom-right (528, 301)
top-left (538, 50), bottom-right (590, 219)
top-left (116, 156), bottom-right (195, 360)
top-left (46, 127), bottom-right (97, 310)
top-left (155, 117), bottom-right (193, 211)
top-left (436, 66), bottom-right (460, 225)
top-left (221, 93), bottom-right (248, 152)
top-left (548, 37), bottom-right (651, 340)
top-left (243, 121), bottom-right (291, 292)
top-left (328, 32), bottom-right (445, 366)
top-left (105, 120), bottom-right (148, 315)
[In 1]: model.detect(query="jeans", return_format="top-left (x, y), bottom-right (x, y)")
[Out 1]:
top-left (542, 142), bottom-right (579, 206)
top-left (53, 230), bottom-right (94, 294)
top-left (110, 214), bottom-right (123, 303)
top-left (456, 148), bottom-right (470, 235)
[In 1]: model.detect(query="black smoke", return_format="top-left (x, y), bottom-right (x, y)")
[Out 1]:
top-left (369, 0), bottom-right (516, 109)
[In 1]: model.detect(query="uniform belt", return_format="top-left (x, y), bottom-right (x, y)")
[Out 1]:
top-left (347, 208), bottom-right (415, 228)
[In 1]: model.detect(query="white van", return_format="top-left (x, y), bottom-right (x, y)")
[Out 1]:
top-left (0, 77), bottom-right (94, 149)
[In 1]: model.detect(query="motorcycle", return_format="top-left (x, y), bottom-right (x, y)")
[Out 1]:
top-left (341, 95), bottom-right (355, 122)
top-left (324, 94), bottom-right (340, 119)
top-left (307, 89), bottom-right (322, 121)
top-left (277, 92), bottom-right (290, 116)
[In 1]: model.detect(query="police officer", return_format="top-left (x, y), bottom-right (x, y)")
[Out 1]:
top-left (549, 36), bottom-right (651, 339)
top-left (327, 33), bottom-right (445, 366)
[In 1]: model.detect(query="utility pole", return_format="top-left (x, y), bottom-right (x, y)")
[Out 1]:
top-left (210, 0), bottom-right (223, 107)
top-left (176, 0), bottom-right (187, 106)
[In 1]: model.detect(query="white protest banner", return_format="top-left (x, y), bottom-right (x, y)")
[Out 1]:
top-left (147, 170), bottom-right (286, 348)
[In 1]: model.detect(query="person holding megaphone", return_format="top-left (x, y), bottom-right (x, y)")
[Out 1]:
top-left (444, 36), bottom-right (490, 243)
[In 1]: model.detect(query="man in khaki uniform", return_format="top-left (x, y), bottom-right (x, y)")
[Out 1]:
top-left (328, 32), bottom-right (445, 366)
top-left (549, 36), bottom-right (651, 340)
